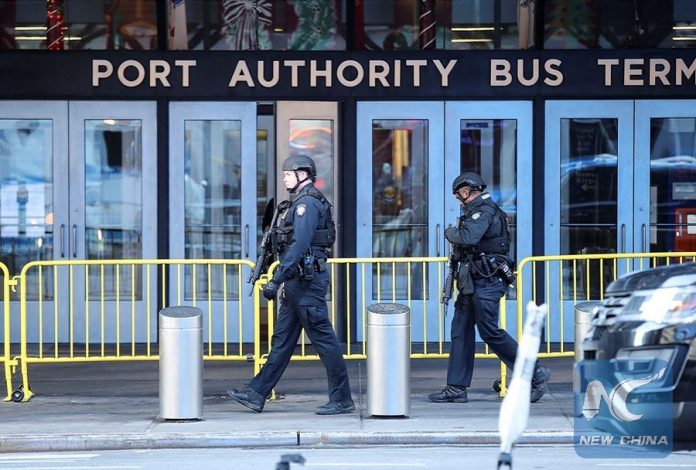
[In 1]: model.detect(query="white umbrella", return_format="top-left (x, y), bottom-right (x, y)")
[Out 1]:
top-left (497, 301), bottom-right (547, 469)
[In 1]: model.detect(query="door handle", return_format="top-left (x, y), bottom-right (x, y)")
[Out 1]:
top-left (677, 213), bottom-right (682, 237)
top-left (436, 224), bottom-right (441, 257)
top-left (60, 224), bottom-right (65, 257)
top-left (244, 224), bottom-right (249, 258)
top-left (621, 224), bottom-right (626, 253)
top-left (72, 224), bottom-right (77, 258)
top-left (642, 224), bottom-right (647, 252)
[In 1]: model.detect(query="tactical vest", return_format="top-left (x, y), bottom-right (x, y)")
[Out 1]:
top-left (271, 189), bottom-right (336, 254)
top-left (307, 190), bottom-right (336, 249)
top-left (477, 205), bottom-right (511, 255)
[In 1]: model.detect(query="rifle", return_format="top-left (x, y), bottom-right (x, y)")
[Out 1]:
top-left (441, 219), bottom-right (461, 318)
top-left (248, 201), bottom-right (288, 294)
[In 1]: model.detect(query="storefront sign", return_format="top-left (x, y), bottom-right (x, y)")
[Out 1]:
top-left (2, 50), bottom-right (696, 99)
top-left (91, 58), bottom-right (458, 89)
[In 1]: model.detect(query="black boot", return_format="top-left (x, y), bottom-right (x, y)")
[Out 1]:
top-left (427, 385), bottom-right (468, 403)
top-left (228, 387), bottom-right (265, 413)
top-left (530, 366), bottom-right (551, 403)
top-left (315, 400), bottom-right (356, 415)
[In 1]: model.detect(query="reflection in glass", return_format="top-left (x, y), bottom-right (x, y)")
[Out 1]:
top-left (0, 119), bottom-right (53, 299)
top-left (459, 119), bottom-right (518, 298)
top-left (0, 0), bottom-right (158, 50)
top-left (361, 0), bottom-right (532, 50)
top-left (256, 122), bottom-right (271, 248)
top-left (85, 119), bottom-right (143, 299)
top-left (288, 119), bottom-right (334, 205)
top-left (650, 118), bottom-right (696, 252)
top-left (544, 0), bottom-right (696, 49)
top-left (168, 0), bottom-right (346, 50)
top-left (560, 118), bottom-right (618, 297)
top-left (460, 119), bottom-right (518, 251)
top-left (185, 120), bottom-right (242, 299)
top-left (372, 119), bottom-right (428, 299)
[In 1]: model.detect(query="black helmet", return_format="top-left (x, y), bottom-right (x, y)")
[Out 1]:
top-left (452, 172), bottom-right (486, 193)
top-left (282, 154), bottom-right (316, 178)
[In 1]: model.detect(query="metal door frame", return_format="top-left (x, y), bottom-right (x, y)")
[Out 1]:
top-left (69, 101), bottom-right (158, 343)
top-left (634, 100), bottom-right (696, 253)
top-left (0, 101), bottom-right (68, 343)
top-left (544, 100), bottom-right (634, 342)
top-left (445, 101), bottom-right (533, 339)
top-left (356, 101), bottom-right (445, 342)
top-left (276, 101), bottom-right (340, 254)
top-left (69, 101), bottom-right (158, 261)
top-left (544, 100), bottom-right (635, 256)
top-left (168, 101), bottom-right (257, 342)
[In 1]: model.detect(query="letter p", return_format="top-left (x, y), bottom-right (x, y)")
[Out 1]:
top-left (92, 60), bottom-right (113, 87)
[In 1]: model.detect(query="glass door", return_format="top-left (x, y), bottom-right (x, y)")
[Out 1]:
top-left (0, 102), bottom-right (68, 343)
top-left (356, 102), bottom-right (445, 342)
top-left (0, 101), bottom-right (158, 345)
top-left (69, 101), bottom-right (158, 345)
top-left (276, 102), bottom-right (338, 211)
top-left (546, 101), bottom-right (635, 257)
top-left (545, 100), bottom-right (634, 342)
top-left (169, 102), bottom-right (257, 342)
top-left (635, 100), bottom-right (696, 254)
top-left (276, 102), bottom-right (339, 342)
top-left (445, 101), bottom-right (533, 338)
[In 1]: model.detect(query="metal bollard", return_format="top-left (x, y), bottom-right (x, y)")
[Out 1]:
top-left (367, 303), bottom-right (410, 417)
top-left (159, 306), bottom-right (203, 420)
top-left (574, 301), bottom-right (603, 363)
top-left (573, 300), bottom-right (603, 417)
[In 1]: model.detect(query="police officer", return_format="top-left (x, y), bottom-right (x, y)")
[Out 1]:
top-left (228, 155), bottom-right (354, 415)
top-left (428, 172), bottom-right (550, 404)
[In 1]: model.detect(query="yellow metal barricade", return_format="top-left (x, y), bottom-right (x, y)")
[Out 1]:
top-left (1, 262), bottom-right (15, 401)
top-left (16, 259), bottom-right (255, 401)
top-left (515, 252), bottom-right (696, 360)
top-left (254, 257), bottom-right (510, 393)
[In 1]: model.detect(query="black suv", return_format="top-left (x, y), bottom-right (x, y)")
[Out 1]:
top-left (580, 262), bottom-right (696, 448)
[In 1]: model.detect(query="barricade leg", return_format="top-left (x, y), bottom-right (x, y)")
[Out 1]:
top-left (498, 360), bottom-right (508, 397)
top-left (253, 276), bottom-right (264, 378)
top-left (18, 357), bottom-right (33, 402)
top-left (497, 297), bottom-right (509, 397)
top-left (252, 276), bottom-right (276, 400)
top-left (3, 360), bottom-right (11, 401)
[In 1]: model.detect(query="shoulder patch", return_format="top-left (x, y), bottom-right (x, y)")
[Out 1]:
top-left (296, 204), bottom-right (307, 217)
top-left (471, 212), bottom-right (482, 220)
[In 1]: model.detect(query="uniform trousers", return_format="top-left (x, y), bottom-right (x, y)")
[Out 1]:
top-left (250, 270), bottom-right (352, 402)
top-left (446, 276), bottom-right (519, 387)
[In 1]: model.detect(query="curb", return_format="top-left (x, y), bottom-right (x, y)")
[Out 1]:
top-left (0, 431), bottom-right (574, 453)
top-left (300, 431), bottom-right (574, 446)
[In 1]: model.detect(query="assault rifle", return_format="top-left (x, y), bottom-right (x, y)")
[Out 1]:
top-left (441, 218), bottom-right (461, 318)
top-left (248, 201), bottom-right (288, 295)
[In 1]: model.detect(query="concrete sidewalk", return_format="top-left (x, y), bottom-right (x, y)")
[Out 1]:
top-left (0, 357), bottom-right (574, 452)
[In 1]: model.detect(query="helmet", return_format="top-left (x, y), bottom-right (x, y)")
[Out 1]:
top-left (282, 155), bottom-right (316, 178)
top-left (452, 172), bottom-right (486, 193)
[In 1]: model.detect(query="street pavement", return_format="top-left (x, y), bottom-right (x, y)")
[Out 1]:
top-left (0, 356), bottom-right (574, 452)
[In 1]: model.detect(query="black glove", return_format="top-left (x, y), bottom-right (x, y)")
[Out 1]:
top-left (262, 280), bottom-right (280, 300)
top-left (444, 227), bottom-right (458, 243)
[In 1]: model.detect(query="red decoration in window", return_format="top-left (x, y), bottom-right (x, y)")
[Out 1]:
top-left (46, 0), bottom-right (64, 51)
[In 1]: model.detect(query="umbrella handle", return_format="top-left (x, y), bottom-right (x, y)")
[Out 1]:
top-left (497, 452), bottom-right (512, 470)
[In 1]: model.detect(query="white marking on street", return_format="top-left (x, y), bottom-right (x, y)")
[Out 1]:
top-left (0, 454), bottom-right (98, 462)
top-left (0, 467), bottom-right (140, 470)
top-left (306, 463), bottom-right (426, 467)
top-left (598, 465), bottom-right (696, 468)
